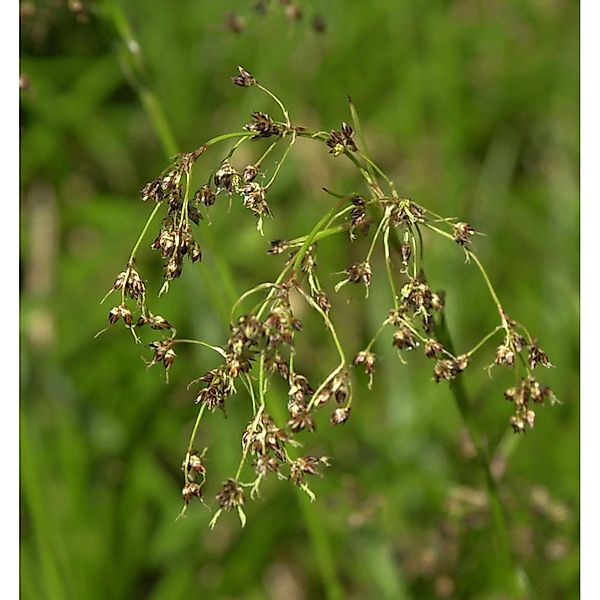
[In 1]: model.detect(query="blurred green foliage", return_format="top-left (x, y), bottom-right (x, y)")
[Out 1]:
top-left (20, 1), bottom-right (579, 598)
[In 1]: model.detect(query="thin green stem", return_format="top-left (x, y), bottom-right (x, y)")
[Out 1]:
top-left (293, 195), bottom-right (354, 275)
top-left (287, 223), bottom-right (350, 247)
top-left (256, 83), bottom-right (291, 127)
top-left (235, 377), bottom-right (263, 480)
top-left (256, 140), bottom-right (279, 167)
top-left (365, 212), bottom-right (388, 262)
top-left (265, 132), bottom-right (296, 189)
top-left (434, 315), bottom-right (528, 599)
top-left (128, 203), bottom-right (162, 264)
top-left (425, 224), bottom-right (506, 322)
top-left (230, 282), bottom-right (281, 321)
top-left (383, 225), bottom-right (399, 309)
top-left (171, 339), bottom-right (227, 358)
top-left (466, 250), bottom-right (504, 312)
top-left (466, 326), bottom-right (503, 357)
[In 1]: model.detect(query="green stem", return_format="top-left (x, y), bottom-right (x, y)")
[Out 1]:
top-left (256, 83), bottom-right (291, 127)
top-left (434, 314), bottom-right (528, 599)
top-left (466, 325), bottom-right (503, 357)
top-left (466, 250), bottom-right (503, 312)
top-left (293, 195), bottom-right (353, 275)
top-left (287, 223), bottom-right (349, 247)
top-left (102, 0), bottom-right (179, 157)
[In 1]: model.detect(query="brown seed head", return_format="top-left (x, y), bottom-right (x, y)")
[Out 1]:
top-left (216, 478), bottom-right (245, 510)
top-left (452, 222), bottom-right (475, 246)
top-left (232, 66), bottom-right (256, 87)
top-left (330, 407), bottom-right (351, 425)
top-left (182, 482), bottom-right (202, 504)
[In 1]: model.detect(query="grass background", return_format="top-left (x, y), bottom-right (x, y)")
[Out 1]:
top-left (20, 1), bottom-right (579, 598)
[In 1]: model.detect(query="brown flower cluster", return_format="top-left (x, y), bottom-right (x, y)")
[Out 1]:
top-left (100, 69), bottom-right (557, 527)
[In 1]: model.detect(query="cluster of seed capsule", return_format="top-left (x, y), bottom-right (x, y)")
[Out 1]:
top-left (101, 67), bottom-right (558, 527)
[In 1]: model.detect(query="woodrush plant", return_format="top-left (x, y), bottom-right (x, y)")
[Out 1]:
top-left (99, 67), bottom-right (556, 530)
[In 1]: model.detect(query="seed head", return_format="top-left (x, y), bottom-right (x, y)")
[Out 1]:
top-left (244, 112), bottom-right (283, 139)
top-left (424, 339), bottom-right (444, 358)
top-left (194, 185), bottom-right (216, 207)
top-left (232, 66), bottom-right (256, 87)
top-left (243, 164), bottom-right (259, 182)
top-left (433, 355), bottom-right (469, 383)
top-left (393, 326), bottom-right (418, 351)
top-left (149, 339), bottom-right (176, 371)
top-left (187, 453), bottom-right (206, 476)
top-left (528, 340), bottom-right (552, 369)
top-left (353, 350), bottom-right (376, 374)
top-left (268, 239), bottom-right (288, 255)
top-left (216, 478), bottom-right (245, 510)
top-left (290, 456), bottom-right (330, 486)
top-left (214, 161), bottom-right (239, 193)
top-left (336, 262), bottom-right (372, 292)
top-left (108, 304), bottom-right (132, 327)
top-left (452, 222), bottom-right (475, 247)
top-left (287, 404), bottom-right (316, 432)
top-left (510, 415), bottom-right (526, 433)
top-left (314, 290), bottom-right (331, 313)
top-left (326, 123), bottom-right (357, 156)
top-left (330, 407), bottom-right (351, 425)
top-left (182, 482), bottom-right (203, 505)
top-left (495, 344), bottom-right (515, 367)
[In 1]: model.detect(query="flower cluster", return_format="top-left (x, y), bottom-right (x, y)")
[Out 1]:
top-left (100, 68), bottom-right (557, 527)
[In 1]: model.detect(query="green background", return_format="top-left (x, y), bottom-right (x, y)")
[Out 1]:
top-left (20, 1), bottom-right (579, 598)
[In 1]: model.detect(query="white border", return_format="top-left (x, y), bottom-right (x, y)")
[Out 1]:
top-left (5, 0), bottom-right (19, 596)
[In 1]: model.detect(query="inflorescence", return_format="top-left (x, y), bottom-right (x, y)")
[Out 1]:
top-left (99, 67), bottom-right (556, 527)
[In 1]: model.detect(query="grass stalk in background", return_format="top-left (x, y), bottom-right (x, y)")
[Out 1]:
top-left (435, 314), bottom-right (529, 598)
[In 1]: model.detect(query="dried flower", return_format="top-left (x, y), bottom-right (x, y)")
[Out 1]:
top-left (182, 482), bottom-right (203, 505)
top-left (232, 66), bottom-right (256, 87)
top-left (216, 478), bottom-right (245, 510)
top-left (108, 304), bottom-right (132, 327)
top-left (214, 161), bottom-right (239, 193)
top-left (452, 222), bottom-right (475, 246)
top-left (287, 403), bottom-right (316, 432)
top-left (424, 339), bottom-right (444, 358)
top-left (528, 340), bottom-right (552, 369)
top-left (243, 164), bottom-right (259, 182)
top-left (326, 122), bottom-right (357, 156)
top-left (330, 407), bottom-right (351, 425)
top-left (495, 344), bottom-right (515, 367)
top-left (393, 326), bottom-right (418, 351)
top-left (353, 350), bottom-right (376, 374)
top-left (244, 112), bottom-right (283, 139)
top-left (335, 262), bottom-right (372, 293)
top-left (433, 355), bottom-right (469, 383)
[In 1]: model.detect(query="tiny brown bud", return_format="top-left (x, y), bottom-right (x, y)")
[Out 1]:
top-left (182, 482), bottom-right (202, 504)
top-left (188, 453), bottom-right (206, 475)
top-left (330, 407), bottom-right (350, 425)
top-left (232, 66), bottom-right (256, 87)
top-left (243, 164), bottom-right (259, 182)
top-left (353, 350), bottom-right (376, 374)
top-left (424, 339), bottom-right (444, 358)
top-left (108, 306), bottom-right (121, 325)
top-left (190, 242), bottom-right (202, 263)
top-left (452, 222), bottom-right (475, 246)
